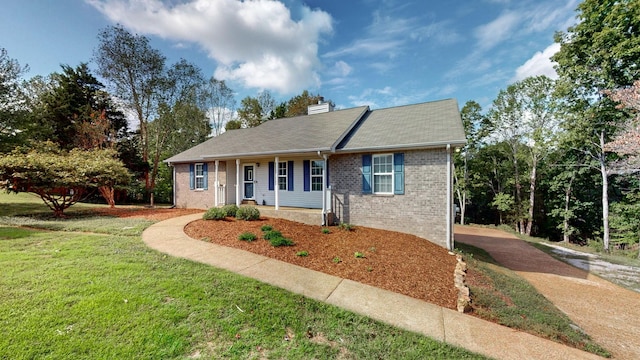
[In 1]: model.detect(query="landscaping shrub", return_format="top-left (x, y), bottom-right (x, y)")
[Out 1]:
top-left (338, 222), bottom-right (355, 231)
top-left (296, 250), bottom-right (309, 257)
top-left (203, 207), bottom-right (227, 220)
top-left (222, 204), bottom-right (239, 217)
top-left (260, 224), bottom-right (273, 232)
top-left (238, 232), bottom-right (257, 242)
top-left (270, 236), bottom-right (294, 247)
top-left (263, 229), bottom-right (283, 240)
top-left (321, 228), bottom-right (330, 234)
top-left (236, 206), bottom-right (260, 221)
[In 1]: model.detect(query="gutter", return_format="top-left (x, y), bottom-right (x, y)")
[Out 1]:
top-left (446, 143), bottom-right (453, 250)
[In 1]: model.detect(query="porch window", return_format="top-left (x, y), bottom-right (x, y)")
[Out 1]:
top-left (195, 163), bottom-right (205, 190)
top-left (311, 160), bottom-right (324, 191)
top-left (373, 154), bottom-right (393, 194)
top-left (278, 161), bottom-right (287, 190)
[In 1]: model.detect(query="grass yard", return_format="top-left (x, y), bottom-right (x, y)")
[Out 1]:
top-left (0, 193), bottom-right (485, 359)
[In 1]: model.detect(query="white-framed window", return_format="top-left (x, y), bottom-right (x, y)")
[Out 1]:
top-left (311, 160), bottom-right (324, 191)
top-left (278, 161), bottom-right (287, 190)
top-left (373, 154), bottom-right (393, 194)
top-left (195, 163), bottom-right (205, 190)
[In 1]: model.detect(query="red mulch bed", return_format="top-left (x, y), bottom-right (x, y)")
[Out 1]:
top-left (184, 217), bottom-right (458, 310)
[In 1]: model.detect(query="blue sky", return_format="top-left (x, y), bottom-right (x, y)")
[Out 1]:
top-left (1, 0), bottom-right (578, 111)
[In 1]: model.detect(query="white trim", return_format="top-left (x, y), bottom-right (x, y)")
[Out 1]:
top-left (194, 163), bottom-right (205, 190)
top-left (172, 165), bottom-right (176, 206)
top-left (214, 160), bottom-right (219, 206)
top-left (310, 160), bottom-right (324, 191)
top-left (235, 159), bottom-right (240, 205)
top-left (277, 161), bottom-right (287, 191)
top-left (372, 153), bottom-right (394, 195)
top-left (322, 154), bottom-right (328, 225)
top-left (274, 156), bottom-right (279, 210)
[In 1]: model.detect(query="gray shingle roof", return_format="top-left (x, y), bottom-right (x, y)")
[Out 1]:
top-left (165, 99), bottom-right (466, 164)
top-left (165, 106), bottom-right (369, 163)
top-left (336, 98), bottom-right (466, 152)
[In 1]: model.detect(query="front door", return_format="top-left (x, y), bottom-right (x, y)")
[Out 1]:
top-left (243, 165), bottom-right (254, 200)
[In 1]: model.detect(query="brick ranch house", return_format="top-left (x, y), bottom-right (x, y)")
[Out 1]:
top-left (165, 98), bottom-right (466, 249)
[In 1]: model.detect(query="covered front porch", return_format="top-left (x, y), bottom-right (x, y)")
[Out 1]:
top-left (252, 205), bottom-right (326, 226)
top-left (206, 155), bottom-right (332, 224)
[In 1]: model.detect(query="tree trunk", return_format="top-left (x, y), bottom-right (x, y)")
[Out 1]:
top-left (98, 185), bottom-right (116, 208)
top-left (526, 157), bottom-right (537, 236)
top-left (600, 131), bottom-right (610, 252)
top-left (563, 173), bottom-right (575, 243)
top-left (513, 156), bottom-right (524, 234)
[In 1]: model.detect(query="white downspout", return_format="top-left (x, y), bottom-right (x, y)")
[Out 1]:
top-left (274, 156), bottom-right (279, 210)
top-left (214, 160), bottom-right (219, 206)
top-left (235, 159), bottom-right (240, 206)
top-left (446, 144), bottom-right (453, 250)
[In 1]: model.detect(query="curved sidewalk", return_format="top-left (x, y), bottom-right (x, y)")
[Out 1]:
top-left (142, 214), bottom-right (603, 360)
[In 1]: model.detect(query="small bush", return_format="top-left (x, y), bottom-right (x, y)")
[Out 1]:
top-left (222, 204), bottom-right (239, 217)
top-left (338, 222), bottom-right (355, 231)
top-left (270, 236), bottom-right (294, 247)
top-left (238, 232), bottom-right (257, 242)
top-left (236, 206), bottom-right (260, 221)
top-left (354, 252), bottom-right (365, 259)
top-left (203, 207), bottom-right (227, 220)
top-left (263, 229), bottom-right (283, 240)
top-left (321, 228), bottom-right (330, 234)
top-left (261, 224), bottom-right (273, 232)
top-left (332, 256), bottom-right (342, 264)
top-left (296, 250), bottom-right (309, 257)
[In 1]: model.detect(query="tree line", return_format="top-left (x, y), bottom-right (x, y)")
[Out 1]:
top-left (2, 0), bottom-right (639, 256)
top-left (0, 25), bottom-right (327, 214)
top-left (456, 0), bottom-right (640, 254)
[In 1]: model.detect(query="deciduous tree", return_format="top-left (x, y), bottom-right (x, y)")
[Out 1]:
top-left (0, 142), bottom-right (130, 216)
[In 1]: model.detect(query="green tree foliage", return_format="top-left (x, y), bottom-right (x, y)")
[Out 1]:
top-left (0, 48), bottom-right (29, 152)
top-left (237, 90), bottom-right (277, 127)
top-left (285, 90), bottom-right (324, 117)
top-left (38, 63), bottom-right (127, 150)
top-left (204, 78), bottom-right (235, 136)
top-left (225, 119), bottom-right (242, 131)
top-left (0, 142), bottom-right (130, 216)
top-left (552, 0), bottom-right (640, 251)
top-left (454, 101), bottom-right (489, 225)
top-left (94, 25), bottom-right (166, 193)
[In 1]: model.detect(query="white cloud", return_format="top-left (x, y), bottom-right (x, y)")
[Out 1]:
top-left (86, 0), bottom-right (333, 94)
top-left (513, 43), bottom-right (560, 81)
top-left (474, 11), bottom-right (520, 50)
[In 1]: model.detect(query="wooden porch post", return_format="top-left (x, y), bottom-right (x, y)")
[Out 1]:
top-left (274, 156), bottom-right (279, 210)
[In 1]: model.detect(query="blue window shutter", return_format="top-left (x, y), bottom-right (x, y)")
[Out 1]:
top-left (362, 154), bottom-right (372, 194)
top-left (189, 164), bottom-right (195, 190)
top-left (268, 162), bottom-right (274, 191)
top-left (394, 153), bottom-right (404, 195)
top-left (303, 160), bottom-right (310, 192)
top-left (203, 163), bottom-right (208, 190)
top-left (288, 160), bottom-right (294, 191)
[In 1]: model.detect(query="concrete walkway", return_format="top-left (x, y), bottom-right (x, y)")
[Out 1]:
top-left (456, 225), bottom-right (640, 360)
top-left (142, 214), bottom-right (604, 360)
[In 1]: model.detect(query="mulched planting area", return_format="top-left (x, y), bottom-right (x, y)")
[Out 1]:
top-left (185, 217), bottom-right (458, 309)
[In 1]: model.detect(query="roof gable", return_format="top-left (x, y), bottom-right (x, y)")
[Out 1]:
top-left (336, 99), bottom-right (466, 152)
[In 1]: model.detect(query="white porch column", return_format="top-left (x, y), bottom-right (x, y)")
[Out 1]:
top-left (446, 144), bottom-right (453, 250)
top-left (214, 160), bottom-right (219, 206)
top-left (274, 156), bottom-right (279, 210)
top-left (235, 159), bottom-right (241, 206)
top-left (322, 154), bottom-right (328, 225)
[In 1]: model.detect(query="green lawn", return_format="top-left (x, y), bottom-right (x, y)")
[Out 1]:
top-left (0, 193), bottom-right (485, 359)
